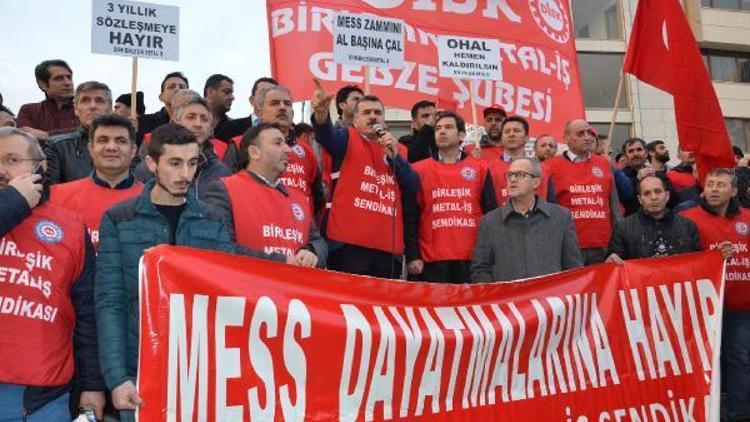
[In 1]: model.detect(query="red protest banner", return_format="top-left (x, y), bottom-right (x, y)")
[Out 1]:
top-left (266, 0), bottom-right (584, 136)
top-left (138, 246), bottom-right (724, 421)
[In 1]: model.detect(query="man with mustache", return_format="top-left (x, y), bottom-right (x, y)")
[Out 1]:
top-left (202, 122), bottom-right (327, 267)
top-left (44, 81), bottom-right (113, 184)
top-left (464, 105), bottom-right (506, 162)
top-left (311, 78), bottom-right (419, 278)
top-left (0, 127), bottom-right (106, 420)
top-left (230, 85), bottom-right (324, 215)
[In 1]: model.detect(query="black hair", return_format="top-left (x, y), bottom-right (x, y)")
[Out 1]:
top-left (646, 140), bottom-right (665, 153)
top-left (147, 123), bottom-right (197, 161)
top-left (294, 122), bottom-right (313, 138)
top-left (237, 122), bottom-right (283, 170)
top-left (336, 85), bottom-right (365, 117)
top-left (160, 72), bottom-right (189, 93)
top-left (203, 74), bottom-right (233, 97)
top-left (251, 77), bottom-right (278, 97)
top-left (623, 137), bottom-right (647, 152)
top-left (500, 115), bottom-right (529, 135)
top-left (90, 114), bottom-right (135, 144)
top-left (636, 172), bottom-right (670, 195)
top-left (34, 59), bottom-right (72, 85)
top-left (0, 104), bottom-right (15, 116)
top-left (353, 95), bottom-right (383, 115)
top-left (434, 110), bottom-right (466, 133)
top-left (410, 100), bottom-right (436, 119)
top-left (733, 145), bottom-right (744, 159)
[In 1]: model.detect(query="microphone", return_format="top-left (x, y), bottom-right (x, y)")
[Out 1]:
top-left (373, 123), bottom-right (387, 138)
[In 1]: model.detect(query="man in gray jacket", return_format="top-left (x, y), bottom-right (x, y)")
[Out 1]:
top-left (471, 158), bottom-right (583, 282)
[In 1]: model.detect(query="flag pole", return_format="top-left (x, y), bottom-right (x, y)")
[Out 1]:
top-left (364, 65), bottom-right (371, 94)
top-left (605, 71), bottom-right (625, 159)
top-left (469, 79), bottom-right (479, 150)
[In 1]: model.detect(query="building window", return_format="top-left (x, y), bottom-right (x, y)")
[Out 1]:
top-left (701, 0), bottom-right (750, 10)
top-left (703, 50), bottom-right (750, 82)
top-left (590, 123), bottom-right (632, 155)
top-left (726, 118), bottom-right (750, 151)
top-left (572, 0), bottom-right (623, 40)
top-left (577, 53), bottom-right (628, 109)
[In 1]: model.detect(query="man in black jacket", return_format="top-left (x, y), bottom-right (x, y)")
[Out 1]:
top-left (44, 81), bottom-right (112, 184)
top-left (136, 71), bottom-right (188, 141)
top-left (607, 173), bottom-right (701, 262)
top-left (0, 127), bottom-right (105, 420)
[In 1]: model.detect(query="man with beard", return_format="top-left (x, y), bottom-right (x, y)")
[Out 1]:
top-left (231, 85), bottom-right (324, 214)
top-left (647, 140), bottom-right (670, 173)
top-left (617, 137), bottom-right (649, 216)
top-left (399, 100), bottom-right (436, 162)
top-left (534, 134), bottom-right (557, 162)
top-left (95, 123), bottom-right (244, 422)
top-left (311, 78), bottom-right (419, 278)
top-left (679, 168), bottom-right (749, 420)
top-left (135, 90), bottom-right (231, 192)
top-left (405, 111), bottom-right (494, 283)
top-left (465, 105), bottom-right (506, 162)
top-left (45, 81), bottom-right (112, 184)
top-left (334, 85), bottom-right (364, 129)
top-left (201, 123), bottom-right (327, 267)
top-left (0, 128), bottom-right (105, 420)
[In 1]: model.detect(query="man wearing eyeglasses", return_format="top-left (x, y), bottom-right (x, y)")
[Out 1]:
top-left (471, 158), bottom-right (583, 282)
top-left (0, 127), bottom-right (105, 420)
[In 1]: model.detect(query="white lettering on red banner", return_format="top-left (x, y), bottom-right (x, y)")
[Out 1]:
top-left (138, 246), bottom-right (724, 420)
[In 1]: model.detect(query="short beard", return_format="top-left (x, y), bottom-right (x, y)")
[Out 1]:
top-left (155, 169), bottom-right (188, 199)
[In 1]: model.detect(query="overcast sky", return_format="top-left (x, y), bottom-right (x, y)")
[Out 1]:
top-left (1, 0), bottom-right (271, 118)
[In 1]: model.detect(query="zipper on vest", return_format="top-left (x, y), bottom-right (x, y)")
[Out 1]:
top-left (22, 408), bottom-right (28, 422)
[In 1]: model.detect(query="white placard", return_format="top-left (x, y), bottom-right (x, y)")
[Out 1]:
top-left (437, 35), bottom-right (502, 81)
top-left (332, 12), bottom-right (404, 69)
top-left (91, 0), bottom-right (179, 61)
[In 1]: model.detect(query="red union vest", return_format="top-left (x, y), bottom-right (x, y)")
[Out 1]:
top-left (667, 169), bottom-right (697, 191)
top-left (49, 177), bottom-right (142, 249)
top-left (545, 154), bottom-right (614, 248)
top-left (233, 135), bottom-right (318, 204)
top-left (463, 144), bottom-right (504, 163)
top-left (222, 171), bottom-right (311, 257)
top-left (0, 202), bottom-right (86, 386)
top-left (681, 205), bottom-right (750, 310)
top-left (414, 157), bottom-right (486, 261)
top-left (279, 141), bottom-right (318, 203)
top-left (487, 158), bottom-right (550, 205)
top-left (327, 127), bottom-right (407, 254)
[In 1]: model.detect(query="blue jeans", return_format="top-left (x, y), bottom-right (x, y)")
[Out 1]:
top-left (724, 310), bottom-right (750, 420)
top-left (0, 384), bottom-right (69, 421)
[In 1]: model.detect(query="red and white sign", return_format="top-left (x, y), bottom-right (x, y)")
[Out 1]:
top-left (266, 0), bottom-right (585, 137)
top-left (138, 246), bottom-right (724, 421)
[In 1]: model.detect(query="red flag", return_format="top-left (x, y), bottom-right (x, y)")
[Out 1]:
top-left (623, 0), bottom-right (734, 181)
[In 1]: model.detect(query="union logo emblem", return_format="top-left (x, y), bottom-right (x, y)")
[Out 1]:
top-left (529, 0), bottom-right (571, 44)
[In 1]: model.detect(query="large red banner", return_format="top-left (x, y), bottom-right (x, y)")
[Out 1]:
top-left (138, 246), bottom-right (724, 421)
top-left (266, 0), bottom-right (585, 136)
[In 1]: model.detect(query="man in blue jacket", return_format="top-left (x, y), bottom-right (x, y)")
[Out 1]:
top-left (95, 123), bottom-right (272, 421)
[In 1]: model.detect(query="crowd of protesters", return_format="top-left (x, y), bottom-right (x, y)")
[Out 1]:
top-left (2, 58), bottom-right (750, 421)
